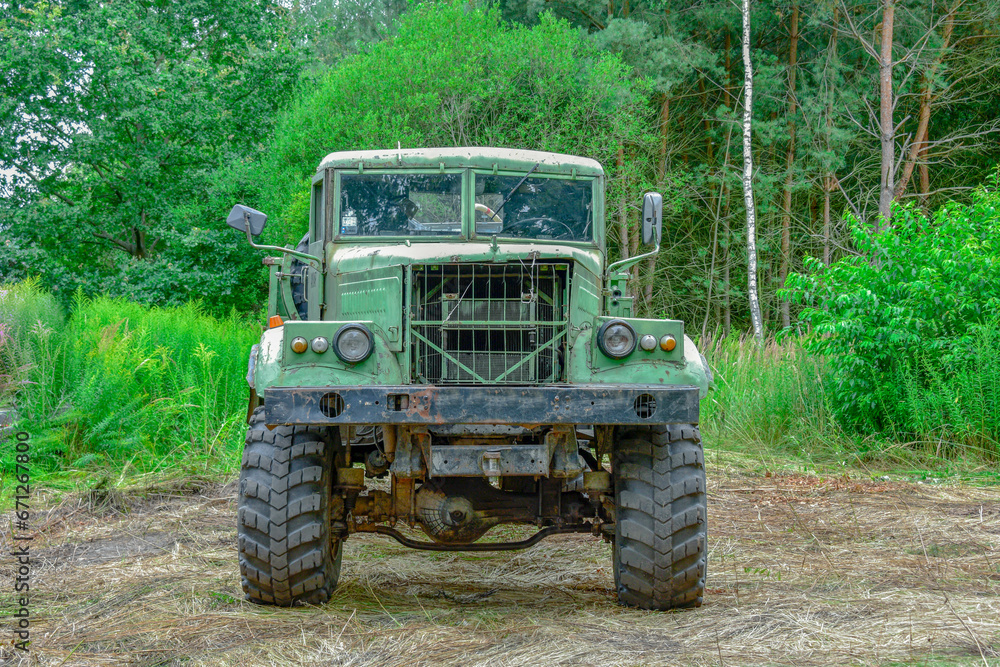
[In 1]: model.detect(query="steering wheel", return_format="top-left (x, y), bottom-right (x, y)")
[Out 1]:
top-left (500, 217), bottom-right (576, 239)
top-left (475, 202), bottom-right (501, 223)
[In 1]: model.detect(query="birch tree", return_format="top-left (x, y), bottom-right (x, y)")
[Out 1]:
top-left (741, 0), bottom-right (764, 342)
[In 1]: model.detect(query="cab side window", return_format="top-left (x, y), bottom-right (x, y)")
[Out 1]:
top-left (311, 180), bottom-right (324, 241)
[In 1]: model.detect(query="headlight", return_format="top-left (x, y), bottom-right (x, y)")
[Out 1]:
top-left (597, 320), bottom-right (636, 359)
top-left (333, 323), bottom-right (373, 363)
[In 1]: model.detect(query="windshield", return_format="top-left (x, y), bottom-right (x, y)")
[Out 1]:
top-left (475, 174), bottom-right (593, 241)
top-left (339, 173), bottom-right (462, 236)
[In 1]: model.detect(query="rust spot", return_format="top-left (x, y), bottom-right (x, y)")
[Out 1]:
top-left (404, 388), bottom-right (438, 423)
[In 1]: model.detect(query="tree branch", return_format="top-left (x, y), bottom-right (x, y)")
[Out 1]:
top-left (93, 231), bottom-right (137, 255)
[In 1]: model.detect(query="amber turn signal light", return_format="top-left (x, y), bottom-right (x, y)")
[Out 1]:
top-left (268, 315), bottom-right (284, 329)
top-left (659, 335), bottom-right (677, 352)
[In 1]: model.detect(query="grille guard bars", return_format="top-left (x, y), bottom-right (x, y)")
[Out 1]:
top-left (264, 384), bottom-right (699, 426)
top-left (410, 262), bottom-right (569, 385)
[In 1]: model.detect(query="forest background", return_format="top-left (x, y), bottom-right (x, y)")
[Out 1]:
top-left (2, 0), bottom-right (999, 483)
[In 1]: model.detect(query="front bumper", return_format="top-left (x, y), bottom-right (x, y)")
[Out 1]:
top-left (264, 384), bottom-right (699, 426)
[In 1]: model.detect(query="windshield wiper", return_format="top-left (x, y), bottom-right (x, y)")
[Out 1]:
top-left (492, 162), bottom-right (539, 218)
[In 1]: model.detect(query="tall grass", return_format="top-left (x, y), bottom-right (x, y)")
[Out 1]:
top-left (0, 279), bottom-right (64, 403)
top-left (4, 279), bottom-right (997, 487)
top-left (1, 281), bottom-right (261, 480)
top-left (699, 336), bottom-right (850, 465)
top-left (700, 333), bottom-right (1000, 471)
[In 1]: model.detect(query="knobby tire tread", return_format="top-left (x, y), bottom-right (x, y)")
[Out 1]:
top-left (237, 407), bottom-right (341, 606)
top-left (613, 423), bottom-right (707, 610)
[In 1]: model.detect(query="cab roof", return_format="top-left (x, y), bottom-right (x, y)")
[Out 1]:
top-left (317, 147), bottom-right (604, 177)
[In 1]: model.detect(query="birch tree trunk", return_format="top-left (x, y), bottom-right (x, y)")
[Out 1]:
top-left (741, 0), bottom-right (764, 343)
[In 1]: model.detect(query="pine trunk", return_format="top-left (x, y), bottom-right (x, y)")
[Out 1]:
top-left (823, 176), bottom-right (832, 267)
top-left (877, 0), bottom-right (896, 230)
top-left (895, 5), bottom-right (954, 199)
top-left (617, 146), bottom-right (628, 264)
top-left (918, 141), bottom-right (930, 204)
top-left (779, 3), bottom-right (798, 329)
top-left (650, 95), bottom-right (670, 308)
top-left (723, 31), bottom-right (734, 336)
top-left (644, 256), bottom-right (655, 306)
top-left (657, 95), bottom-right (670, 182)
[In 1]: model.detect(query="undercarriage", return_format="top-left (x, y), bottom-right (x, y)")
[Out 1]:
top-left (331, 424), bottom-right (614, 550)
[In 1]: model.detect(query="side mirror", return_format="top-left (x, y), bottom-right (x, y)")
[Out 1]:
top-left (641, 192), bottom-right (663, 245)
top-left (227, 204), bottom-right (268, 237)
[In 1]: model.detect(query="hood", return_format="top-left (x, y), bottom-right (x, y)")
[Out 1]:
top-left (327, 241), bottom-right (605, 280)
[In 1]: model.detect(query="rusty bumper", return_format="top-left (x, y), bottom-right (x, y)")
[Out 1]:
top-left (263, 384), bottom-right (699, 426)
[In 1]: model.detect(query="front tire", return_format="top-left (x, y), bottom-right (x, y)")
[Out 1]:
top-left (238, 407), bottom-right (342, 605)
top-left (612, 423), bottom-right (707, 610)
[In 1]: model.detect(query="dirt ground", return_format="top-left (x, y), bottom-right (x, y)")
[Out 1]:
top-left (3, 460), bottom-right (1000, 666)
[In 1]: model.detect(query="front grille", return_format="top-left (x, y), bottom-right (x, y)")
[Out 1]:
top-left (411, 262), bottom-right (569, 384)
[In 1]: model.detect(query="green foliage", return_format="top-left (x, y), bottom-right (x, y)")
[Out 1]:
top-left (783, 180), bottom-right (1000, 455)
top-left (891, 323), bottom-right (1000, 455)
top-left (260, 2), bottom-right (651, 244)
top-left (0, 0), bottom-right (302, 313)
top-left (0, 282), bottom-right (260, 477)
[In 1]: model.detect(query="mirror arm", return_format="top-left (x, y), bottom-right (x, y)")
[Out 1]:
top-left (243, 214), bottom-right (323, 272)
top-left (604, 242), bottom-right (659, 282)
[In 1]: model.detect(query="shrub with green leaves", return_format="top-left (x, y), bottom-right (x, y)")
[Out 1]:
top-left (783, 179), bottom-right (1000, 454)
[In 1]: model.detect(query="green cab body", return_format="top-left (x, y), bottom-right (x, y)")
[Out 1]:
top-left (233, 147), bottom-right (710, 611)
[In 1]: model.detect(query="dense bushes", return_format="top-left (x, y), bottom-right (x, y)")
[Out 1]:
top-left (260, 2), bottom-right (651, 245)
top-left (0, 281), bottom-right (260, 477)
top-left (784, 180), bottom-right (1000, 455)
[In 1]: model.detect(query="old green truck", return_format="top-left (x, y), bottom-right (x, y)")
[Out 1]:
top-left (227, 147), bottom-right (711, 611)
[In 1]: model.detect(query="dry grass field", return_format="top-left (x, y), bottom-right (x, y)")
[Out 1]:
top-left (3, 456), bottom-right (999, 666)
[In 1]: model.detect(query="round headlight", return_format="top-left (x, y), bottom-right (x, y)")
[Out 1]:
top-left (597, 320), bottom-right (636, 359)
top-left (639, 334), bottom-right (657, 351)
top-left (311, 336), bottom-right (329, 354)
top-left (659, 334), bottom-right (677, 352)
top-left (290, 336), bottom-right (308, 354)
top-left (333, 324), bottom-right (373, 363)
